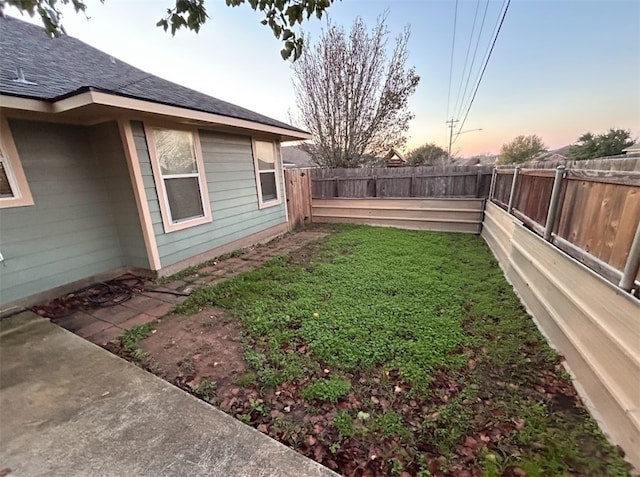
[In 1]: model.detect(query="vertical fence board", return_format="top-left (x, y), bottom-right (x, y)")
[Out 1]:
top-left (610, 187), bottom-right (640, 273)
top-left (493, 159), bottom-right (640, 282)
top-left (284, 169), bottom-right (312, 230)
top-left (310, 166), bottom-right (493, 199)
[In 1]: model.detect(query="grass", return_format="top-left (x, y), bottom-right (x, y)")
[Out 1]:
top-left (117, 322), bottom-right (156, 362)
top-left (300, 378), bottom-right (351, 403)
top-left (172, 225), bottom-right (631, 476)
top-left (176, 226), bottom-right (471, 391)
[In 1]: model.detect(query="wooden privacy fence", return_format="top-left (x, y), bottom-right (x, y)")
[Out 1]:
top-left (284, 169), bottom-right (312, 230)
top-left (311, 165), bottom-right (493, 199)
top-left (490, 157), bottom-right (640, 293)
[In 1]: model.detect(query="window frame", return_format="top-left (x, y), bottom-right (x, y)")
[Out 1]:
top-left (0, 115), bottom-right (34, 209)
top-left (144, 123), bottom-right (212, 233)
top-left (252, 139), bottom-right (282, 209)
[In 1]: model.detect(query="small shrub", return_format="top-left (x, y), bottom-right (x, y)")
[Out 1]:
top-left (219, 249), bottom-right (246, 260)
top-left (301, 378), bottom-right (350, 403)
top-left (373, 411), bottom-right (409, 439)
top-left (119, 322), bottom-right (155, 353)
top-left (249, 398), bottom-right (266, 415)
top-left (480, 451), bottom-right (501, 477)
top-left (332, 411), bottom-right (355, 439)
top-left (193, 379), bottom-right (216, 401)
top-left (178, 358), bottom-right (195, 374)
top-left (236, 372), bottom-right (257, 387)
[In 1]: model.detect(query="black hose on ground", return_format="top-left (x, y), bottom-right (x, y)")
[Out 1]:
top-left (31, 275), bottom-right (164, 320)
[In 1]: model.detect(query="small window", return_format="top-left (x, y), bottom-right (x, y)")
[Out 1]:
top-left (146, 126), bottom-right (211, 232)
top-left (253, 140), bottom-right (281, 208)
top-left (0, 116), bottom-right (34, 208)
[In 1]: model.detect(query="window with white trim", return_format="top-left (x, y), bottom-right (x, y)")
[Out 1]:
top-left (253, 140), bottom-right (281, 208)
top-left (0, 116), bottom-right (34, 209)
top-left (148, 126), bottom-right (211, 232)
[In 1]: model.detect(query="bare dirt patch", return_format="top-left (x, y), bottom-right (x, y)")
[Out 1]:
top-left (138, 308), bottom-right (246, 392)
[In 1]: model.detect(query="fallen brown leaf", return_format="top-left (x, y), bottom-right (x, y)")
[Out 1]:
top-left (314, 445), bottom-right (327, 462)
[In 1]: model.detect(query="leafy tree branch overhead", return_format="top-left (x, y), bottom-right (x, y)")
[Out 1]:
top-left (0, 0), bottom-right (336, 60)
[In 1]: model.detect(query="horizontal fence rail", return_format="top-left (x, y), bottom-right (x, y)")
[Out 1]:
top-left (490, 157), bottom-right (640, 294)
top-left (311, 165), bottom-right (493, 199)
top-left (312, 198), bottom-right (485, 234)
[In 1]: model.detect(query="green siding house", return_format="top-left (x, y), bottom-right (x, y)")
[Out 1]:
top-left (0, 16), bottom-right (309, 312)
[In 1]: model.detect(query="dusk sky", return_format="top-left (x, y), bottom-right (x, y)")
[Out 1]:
top-left (6, 0), bottom-right (640, 156)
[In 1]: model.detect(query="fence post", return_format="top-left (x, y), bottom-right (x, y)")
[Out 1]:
top-left (543, 165), bottom-right (566, 241)
top-left (619, 221), bottom-right (640, 293)
top-left (475, 170), bottom-right (483, 198)
top-left (488, 168), bottom-right (497, 201)
top-left (334, 177), bottom-right (339, 198)
top-left (410, 173), bottom-right (415, 197)
top-left (507, 166), bottom-right (520, 214)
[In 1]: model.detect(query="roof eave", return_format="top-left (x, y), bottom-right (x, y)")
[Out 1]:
top-left (1, 90), bottom-right (311, 141)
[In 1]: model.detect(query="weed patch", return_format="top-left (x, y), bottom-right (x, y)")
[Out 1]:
top-left (192, 379), bottom-right (216, 402)
top-left (300, 378), bottom-right (350, 403)
top-left (119, 322), bottom-right (155, 354)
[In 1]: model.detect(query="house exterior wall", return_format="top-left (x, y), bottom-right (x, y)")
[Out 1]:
top-left (130, 122), bottom-right (287, 268)
top-left (89, 122), bottom-right (148, 269)
top-left (0, 120), bottom-right (125, 306)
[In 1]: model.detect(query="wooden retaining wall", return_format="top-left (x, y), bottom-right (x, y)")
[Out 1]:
top-left (312, 198), bottom-right (485, 234)
top-left (482, 201), bottom-right (640, 469)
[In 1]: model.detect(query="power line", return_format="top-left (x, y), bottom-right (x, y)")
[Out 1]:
top-left (451, 0), bottom-right (481, 122)
top-left (454, 0), bottom-right (491, 122)
top-left (445, 0), bottom-right (459, 127)
top-left (454, 0), bottom-right (511, 142)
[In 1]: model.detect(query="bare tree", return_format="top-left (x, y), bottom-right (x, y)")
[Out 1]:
top-left (293, 13), bottom-right (420, 168)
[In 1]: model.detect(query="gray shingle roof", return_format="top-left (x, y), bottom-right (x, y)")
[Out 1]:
top-left (0, 15), bottom-right (305, 133)
top-left (281, 145), bottom-right (314, 168)
top-left (623, 142), bottom-right (640, 152)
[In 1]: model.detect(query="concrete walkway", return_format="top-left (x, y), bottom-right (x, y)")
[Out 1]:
top-left (0, 312), bottom-right (339, 477)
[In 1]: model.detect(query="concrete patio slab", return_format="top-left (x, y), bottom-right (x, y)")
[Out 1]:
top-left (0, 312), bottom-right (339, 477)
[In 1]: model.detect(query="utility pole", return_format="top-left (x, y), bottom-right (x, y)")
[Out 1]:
top-left (446, 119), bottom-right (459, 161)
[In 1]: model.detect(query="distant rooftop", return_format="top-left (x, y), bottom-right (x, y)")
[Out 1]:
top-left (282, 146), bottom-right (315, 168)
